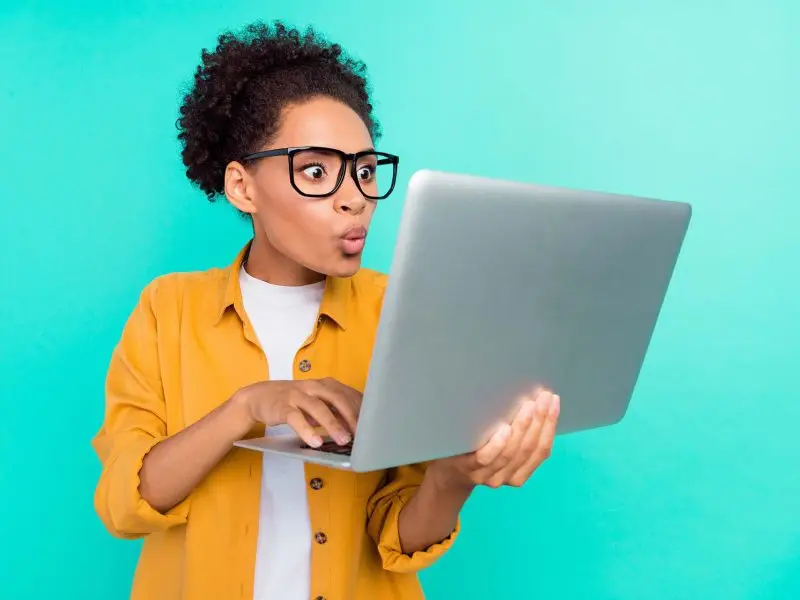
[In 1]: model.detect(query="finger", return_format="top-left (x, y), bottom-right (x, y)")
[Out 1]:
top-left (472, 400), bottom-right (536, 486)
top-left (307, 379), bottom-right (361, 434)
top-left (472, 423), bottom-right (512, 468)
top-left (286, 408), bottom-right (323, 448)
top-left (324, 378), bottom-right (363, 409)
top-left (326, 379), bottom-right (364, 419)
top-left (303, 381), bottom-right (358, 434)
top-left (498, 391), bottom-right (553, 481)
top-left (296, 395), bottom-right (352, 446)
top-left (508, 394), bottom-right (560, 487)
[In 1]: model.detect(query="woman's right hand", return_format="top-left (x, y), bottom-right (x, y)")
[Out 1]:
top-left (233, 378), bottom-right (362, 448)
top-left (138, 378), bottom-right (361, 514)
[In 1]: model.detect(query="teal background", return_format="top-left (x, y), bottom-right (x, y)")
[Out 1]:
top-left (1, 1), bottom-right (798, 598)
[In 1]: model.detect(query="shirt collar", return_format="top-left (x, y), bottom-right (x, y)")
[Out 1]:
top-left (215, 241), bottom-right (351, 330)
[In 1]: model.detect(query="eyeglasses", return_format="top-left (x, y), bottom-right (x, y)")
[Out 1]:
top-left (239, 146), bottom-right (400, 200)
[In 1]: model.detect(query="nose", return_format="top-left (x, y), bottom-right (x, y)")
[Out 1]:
top-left (332, 177), bottom-right (368, 216)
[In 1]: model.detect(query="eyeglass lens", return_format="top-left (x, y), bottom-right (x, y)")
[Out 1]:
top-left (290, 149), bottom-right (395, 198)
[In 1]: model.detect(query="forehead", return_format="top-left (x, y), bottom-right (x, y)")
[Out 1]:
top-left (274, 96), bottom-right (373, 152)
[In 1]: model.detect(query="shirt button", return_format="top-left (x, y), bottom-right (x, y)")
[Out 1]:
top-left (314, 596), bottom-right (326, 600)
top-left (299, 359), bottom-right (312, 373)
top-left (314, 531), bottom-right (328, 544)
top-left (310, 477), bottom-right (324, 490)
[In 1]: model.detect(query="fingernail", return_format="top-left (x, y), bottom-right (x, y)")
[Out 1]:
top-left (550, 395), bottom-right (561, 415)
top-left (309, 436), bottom-right (323, 448)
top-left (338, 434), bottom-right (351, 445)
top-left (539, 393), bottom-right (553, 409)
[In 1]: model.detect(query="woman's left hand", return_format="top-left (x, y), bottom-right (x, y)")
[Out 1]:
top-left (428, 388), bottom-right (561, 490)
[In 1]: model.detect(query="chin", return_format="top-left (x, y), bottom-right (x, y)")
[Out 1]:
top-left (326, 254), bottom-right (363, 278)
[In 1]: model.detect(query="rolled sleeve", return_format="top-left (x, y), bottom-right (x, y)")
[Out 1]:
top-left (92, 280), bottom-right (189, 539)
top-left (93, 432), bottom-right (189, 538)
top-left (366, 463), bottom-right (460, 573)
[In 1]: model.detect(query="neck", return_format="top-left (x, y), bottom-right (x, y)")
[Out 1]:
top-left (245, 233), bottom-right (325, 287)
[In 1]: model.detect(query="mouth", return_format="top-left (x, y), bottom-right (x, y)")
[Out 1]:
top-left (340, 225), bottom-right (368, 255)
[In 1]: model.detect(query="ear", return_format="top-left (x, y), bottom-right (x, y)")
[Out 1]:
top-left (224, 161), bottom-right (257, 214)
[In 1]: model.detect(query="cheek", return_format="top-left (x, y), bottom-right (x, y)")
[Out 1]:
top-left (256, 190), bottom-right (334, 248)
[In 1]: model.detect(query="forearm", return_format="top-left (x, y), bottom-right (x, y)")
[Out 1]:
top-left (397, 465), bottom-right (474, 554)
top-left (139, 393), bottom-right (252, 513)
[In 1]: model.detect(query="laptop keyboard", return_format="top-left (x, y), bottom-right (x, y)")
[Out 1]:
top-left (302, 439), bottom-right (354, 455)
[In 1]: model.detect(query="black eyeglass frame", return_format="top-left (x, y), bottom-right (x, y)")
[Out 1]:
top-left (239, 146), bottom-right (400, 200)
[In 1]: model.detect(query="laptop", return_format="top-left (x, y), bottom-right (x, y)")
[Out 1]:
top-left (234, 169), bottom-right (692, 472)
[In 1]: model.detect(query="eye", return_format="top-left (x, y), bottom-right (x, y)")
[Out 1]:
top-left (356, 165), bottom-right (375, 181)
top-left (301, 163), bottom-right (327, 180)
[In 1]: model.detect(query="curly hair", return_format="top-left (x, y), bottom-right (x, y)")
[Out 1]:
top-left (177, 21), bottom-right (380, 201)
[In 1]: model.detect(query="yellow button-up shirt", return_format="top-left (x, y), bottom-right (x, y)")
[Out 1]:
top-left (92, 243), bottom-right (458, 600)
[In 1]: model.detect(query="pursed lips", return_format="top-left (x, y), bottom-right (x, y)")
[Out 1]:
top-left (340, 225), bottom-right (367, 254)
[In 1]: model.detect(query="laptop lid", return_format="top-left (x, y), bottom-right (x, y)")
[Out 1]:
top-left (349, 169), bottom-right (691, 472)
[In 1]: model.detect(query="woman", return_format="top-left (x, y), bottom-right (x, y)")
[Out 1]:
top-left (92, 21), bottom-right (560, 600)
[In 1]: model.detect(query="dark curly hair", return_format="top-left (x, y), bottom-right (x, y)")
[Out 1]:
top-left (177, 21), bottom-right (381, 201)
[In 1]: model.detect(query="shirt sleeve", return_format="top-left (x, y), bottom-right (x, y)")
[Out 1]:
top-left (366, 462), bottom-right (460, 573)
top-left (91, 279), bottom-right (189, 539)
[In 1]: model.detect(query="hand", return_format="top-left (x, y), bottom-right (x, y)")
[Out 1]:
top-left (233, 378), bottom-right (362, 448)
top-left (429, 388), bottom-right (560, 490)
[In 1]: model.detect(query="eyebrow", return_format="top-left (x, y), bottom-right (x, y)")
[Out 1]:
top-left (337, 146), bottom-right (376, 155)
top-left (288, 145), bottom-right (377, 155)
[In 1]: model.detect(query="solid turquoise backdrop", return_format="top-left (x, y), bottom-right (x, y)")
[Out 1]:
top-left (1, 1), bottom-right (798, 598)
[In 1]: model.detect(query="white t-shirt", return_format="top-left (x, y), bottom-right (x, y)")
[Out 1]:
top-left (239, 266), bottom-right (325, 600)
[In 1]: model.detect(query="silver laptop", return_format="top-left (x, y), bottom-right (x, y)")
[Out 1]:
top-left (234, 169), bottom-right (692, 472)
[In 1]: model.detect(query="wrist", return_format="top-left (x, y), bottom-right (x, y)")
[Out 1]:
top-left (426, 461), bottom-right (476, 496)
top-left (225, 389), bottom-right (258, 439)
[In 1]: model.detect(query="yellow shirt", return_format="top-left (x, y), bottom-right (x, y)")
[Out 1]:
top-left (92, 243), bottom-right (458, 600)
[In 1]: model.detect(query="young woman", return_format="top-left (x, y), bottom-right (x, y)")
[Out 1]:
top-left (92, 21), bottom-right (561, 600)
